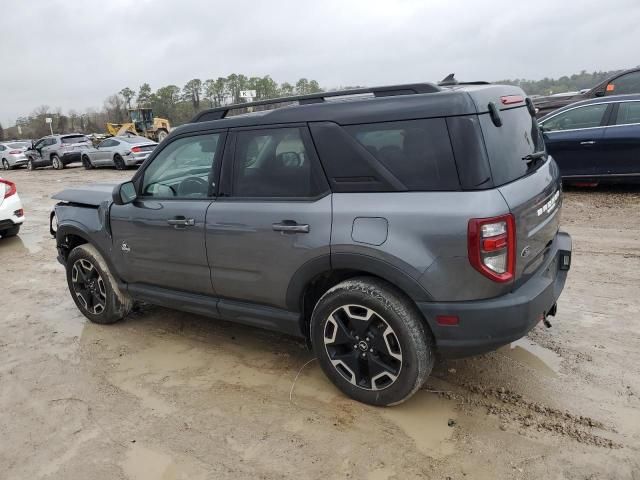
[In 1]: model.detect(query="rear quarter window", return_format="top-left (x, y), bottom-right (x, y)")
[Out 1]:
top-left (345, 119), bottom-right (460, 191)
top-left (479, 106), bottom-right (544, 186)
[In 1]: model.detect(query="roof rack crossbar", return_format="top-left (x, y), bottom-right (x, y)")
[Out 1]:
top-left (191, 83), bottom-right (441, 122)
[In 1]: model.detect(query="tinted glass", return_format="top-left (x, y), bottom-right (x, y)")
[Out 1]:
top-left (541, 104), bottom-right (607, 132)
top-left (480, 106), bottom-right (545, 186)
top-left (99, 139), bottom-right (116, 148)
top-left (8, 142), bottom-right (29, 149)
top-left (61, 135), bottom-right (90, 144)
top-left (615, 101), bottom-right (640, 125)
top-left (233, 128), bottom-right (324, 197)
top-left (606, 71), bottom-right (640, 95)
top-left (345, 118), bottom-right (459, 190)
top-left (143, 133), bottom-right (220, 198)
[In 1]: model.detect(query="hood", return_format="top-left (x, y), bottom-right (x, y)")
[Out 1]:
top-left (52, 183), bottom-right (117, 206)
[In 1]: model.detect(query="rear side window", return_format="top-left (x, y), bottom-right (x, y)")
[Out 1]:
top-left (232, 127), bottom-right (326, 198)
top-left (615, 102), bottom-right (640, 125)
top-left (345, 119), bottom-right (459, 190)
top-left (61, 135), bottom-right (90, 144)
top-left (480, 106), bottom-right (545, 186)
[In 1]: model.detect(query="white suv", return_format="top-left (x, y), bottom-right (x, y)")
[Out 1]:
top-left (0, 178), bottom-right (25, 237)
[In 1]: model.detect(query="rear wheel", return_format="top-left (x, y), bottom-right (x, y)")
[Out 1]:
top-left (27, 159), bottom-right (35, 171)
top-left (66, 244), bottom-right (132, 324)
top-left (0, 225), bottom-right (20, 238)
top-left (113, 154), bottom-right (125, 170)
top-left (310, 277), bottom-right (434, 406)
top-left (51, 154), bottom-right (64, 170)
top-left (82, 155), bottom-right (93, 170)
top-left (2, 159), bottom-right (10, 170)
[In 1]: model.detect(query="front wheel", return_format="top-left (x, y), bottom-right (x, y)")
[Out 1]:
top-left (311, 277), bottom-right (434, 406)
top-left (82, 155), bottom-right (93, 170)
top-left (66, 244), bottom-right (132, 324)
top-left (156, 129), bottom-right (168, 143)
top-left (27, 159), bottom-right (35, 171)
top-left (52, 154), bottom-right (64, 170)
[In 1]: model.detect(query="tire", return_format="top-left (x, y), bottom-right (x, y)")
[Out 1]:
top-left (113, 154), bottom-right (125, 170)
top-left (0, 225), bottom-right (20, 238)
top-left (52, 154), bottom-right (64, 170)
top-left (65, 244), bottom-right (132, 324)
top-left (156, 129), bottom-right (168, 143)
top-left (82, 155), bottom-right (93, 170)
top-left (310, 277), bottom-right (434, 406)
top-left (2, 159), bottom-right (10, 170)
top-left (27, 159), bottom-right (35, 171)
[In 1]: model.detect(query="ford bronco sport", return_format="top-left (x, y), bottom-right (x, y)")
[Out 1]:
top-left (51, 83), bottom-right (572, 406)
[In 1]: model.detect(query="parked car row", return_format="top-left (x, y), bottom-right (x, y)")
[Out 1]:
top-left (1, 134), bottom-right (158, 171)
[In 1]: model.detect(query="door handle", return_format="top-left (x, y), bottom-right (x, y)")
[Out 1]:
top-left (167, 217), bottom-right (196, 227)
top-left (272, 221), bottom-right (310, 233)
top-left (580, 140), bottom-right (596, 145)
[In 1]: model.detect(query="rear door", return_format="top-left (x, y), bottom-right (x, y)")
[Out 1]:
top-left (480, 103), bottom-right (562, 285)
top-left (540, 103), bottom-right (611, 177)
top-left (206, 125), bottom-right (331, 311)
top-left (110, 131), bottom-right (225, 295)
top-left (601, 100), bottom-right (640, 176)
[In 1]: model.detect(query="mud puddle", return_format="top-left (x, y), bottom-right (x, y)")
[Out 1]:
top-left (499, 337), bottom-right (562, 377)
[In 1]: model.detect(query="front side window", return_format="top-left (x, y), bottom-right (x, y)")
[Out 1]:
top-left (346, 118), bottom-right (459, 190)
top-left (99, 139), bottom-right (116, 148)
top-left (142, 133), bottom-right (221, 198)
top-left (606, 71), bottom-right (640, 96)
top-left (615, 102), bottom-right (640, 125)
top-left (232, 127), bottom-right (325, 198)
top-left (542, 104), bottom-right (608, 132)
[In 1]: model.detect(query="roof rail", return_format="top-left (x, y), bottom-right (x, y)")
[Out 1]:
top-left (191, 83), bottom-right (441, 122)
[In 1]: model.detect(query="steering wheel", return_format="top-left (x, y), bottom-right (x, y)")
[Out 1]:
top-left (177, 177), bottom-right (209, 197)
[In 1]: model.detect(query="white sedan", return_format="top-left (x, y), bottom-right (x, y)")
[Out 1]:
top-left (0, 177), bottom-right (25, 238)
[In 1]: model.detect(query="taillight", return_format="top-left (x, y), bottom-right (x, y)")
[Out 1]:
top-left (500, 95), bottom-right (524, 105)
top-left (1, 179), bottom-right (17, 199)
top-left (9, 150), bottom-right (22, 155)
top-left (468, 214), bottom-right (516, 283)
top-left (131, 146), bottom-right (141, 153)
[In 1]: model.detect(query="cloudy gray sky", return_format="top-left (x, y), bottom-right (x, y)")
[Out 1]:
top-left (1, 0), bottom-right (639, 125)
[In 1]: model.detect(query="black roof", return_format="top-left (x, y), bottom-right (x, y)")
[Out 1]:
top-left (169, 82), bottom-right (526, 138)
top-left (539, 93), bottom-right (640, 121)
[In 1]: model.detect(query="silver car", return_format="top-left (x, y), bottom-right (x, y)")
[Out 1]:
top-left (1, 141), bottom-right (31, 170)
top-left (81, 136), bottom-right (158, 170)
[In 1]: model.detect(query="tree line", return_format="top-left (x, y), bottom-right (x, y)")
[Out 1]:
top-left (3, 74), bottom-right (324, 140)
top-left (496, 69), bottom-right (625, 96)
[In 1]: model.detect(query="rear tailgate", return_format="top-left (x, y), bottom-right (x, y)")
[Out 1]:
top-left (477, 99), bottom-right (562, 285)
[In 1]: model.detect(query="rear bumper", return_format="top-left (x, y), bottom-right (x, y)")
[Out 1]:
top-left (124, 153), bottom-right (150, 166)
top-left (418, 231), bottom-right (572, 358)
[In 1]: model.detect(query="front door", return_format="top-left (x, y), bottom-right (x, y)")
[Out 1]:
top-left (206, 126), bottom-right (332, 310)
top-left (110, 131), bottom-right (225, 295)
top-left (542, 103), bottom-right (611, 177)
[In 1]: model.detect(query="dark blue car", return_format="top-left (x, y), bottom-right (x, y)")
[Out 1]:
top-left (539, 94), bottom-right (640, 183)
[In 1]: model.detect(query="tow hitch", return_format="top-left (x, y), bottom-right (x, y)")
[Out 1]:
top-left (542, 303), bottom-right (557, 328)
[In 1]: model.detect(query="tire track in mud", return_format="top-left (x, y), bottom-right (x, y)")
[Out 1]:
top-left (426, 381), bottom-right (622, 449)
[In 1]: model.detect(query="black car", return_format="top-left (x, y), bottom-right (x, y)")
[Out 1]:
top-left (539, 94), bottom-right (640, 183)
top-left (533, 67), bottom-right (640, 117)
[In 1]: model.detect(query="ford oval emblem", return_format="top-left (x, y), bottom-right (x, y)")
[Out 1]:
top-left (521, 246), bottom-right (531, 258)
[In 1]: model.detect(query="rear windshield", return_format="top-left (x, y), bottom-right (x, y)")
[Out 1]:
top-left (479, 106), bottom-right (544, 186)
top-left (7, 142), bottom-right (29, 149)
top-left (345, 119), bottom-right (460, 191)
top-left (121, 136), bottom-right (153, 144)
top-left (61, 135), bottom-right (90, 144)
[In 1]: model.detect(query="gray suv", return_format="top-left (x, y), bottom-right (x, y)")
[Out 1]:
top-left (51, 83), bottom-right (572, 406)
top-left (26, 134), bottom-right (92, 170)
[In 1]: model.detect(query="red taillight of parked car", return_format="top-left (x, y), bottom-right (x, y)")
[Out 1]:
top-left (468, 214), bottom-right (516, 283)
top-left (1, 179), bottom-right (17, 199)
top-left (9, 150), bottom-right (22, 155)
top-left (131, 146), bottom-right (142, 153)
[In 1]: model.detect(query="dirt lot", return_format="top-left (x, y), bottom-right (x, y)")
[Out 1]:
top-left (1, 165), bottom-right (639, 480)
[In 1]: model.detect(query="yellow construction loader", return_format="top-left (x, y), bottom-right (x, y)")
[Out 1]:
top-left (106, 108), bottom-right (170, 142)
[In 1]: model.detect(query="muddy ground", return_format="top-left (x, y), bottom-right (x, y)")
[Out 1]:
top-left (0, 165), bottom-right (639, 480)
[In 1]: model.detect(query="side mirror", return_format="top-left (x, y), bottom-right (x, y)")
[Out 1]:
top-left (112, 181), bottom-right (137, 205)
top-left (594, 89), bottom-right (606, 98)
